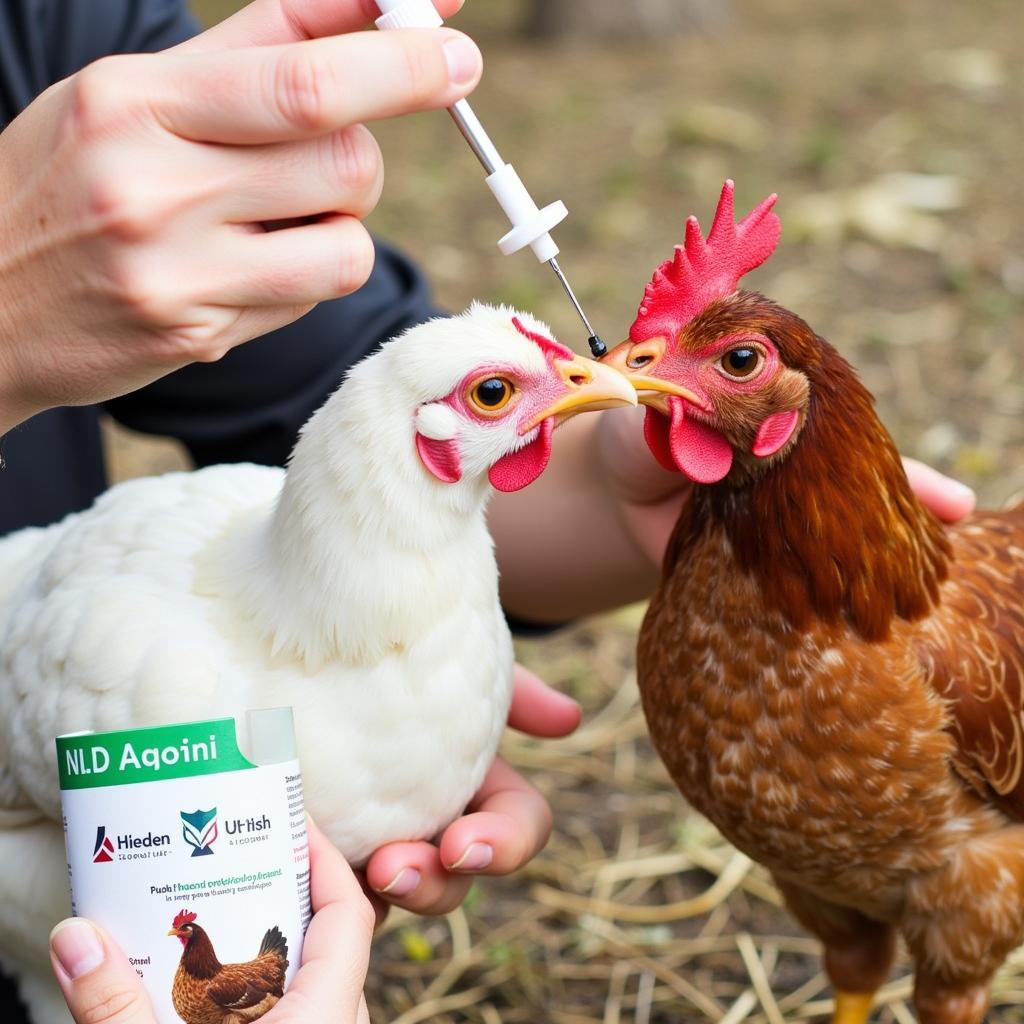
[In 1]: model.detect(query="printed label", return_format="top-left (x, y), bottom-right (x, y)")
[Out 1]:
top-left (59, 718), bottom-right (310, 1024)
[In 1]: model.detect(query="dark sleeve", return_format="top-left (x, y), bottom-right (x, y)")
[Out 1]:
top-left (106, 243), bottom-right (444, 467)
top-left (0, 0), bottom-right (197, 117)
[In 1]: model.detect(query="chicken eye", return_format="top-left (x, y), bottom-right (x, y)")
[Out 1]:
top-left (470, 377), bottom-right (513, 412)
top-left (719, 347), bottom-right (764, 380)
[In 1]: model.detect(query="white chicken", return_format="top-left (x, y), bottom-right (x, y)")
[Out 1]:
top-left (0, 303), bottom-right (635, 1020)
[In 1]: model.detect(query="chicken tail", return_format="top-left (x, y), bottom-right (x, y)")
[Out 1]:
top-left (257, 926), bottom-right (288, 962)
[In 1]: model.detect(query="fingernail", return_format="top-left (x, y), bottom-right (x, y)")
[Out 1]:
top-left (951, 481), bottom-right (976, 501)
top-left (50, 919), bottom-right (105, 980)
top-left (444, 37), bottom-right (481, 85)
top-left (377, 868), bottom-right (421, 898)
top-left (449, 842), bottom-right (493, 872)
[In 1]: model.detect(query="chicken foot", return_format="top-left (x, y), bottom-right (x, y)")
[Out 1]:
top-left (774, 878), bottom-right (897, 1024)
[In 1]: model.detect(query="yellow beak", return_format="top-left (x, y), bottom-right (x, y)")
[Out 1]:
top-left (167, 928), bottom-right (181, 937)
top-left (621, 376), bottom-right (706, 416)
top-left (521, 357), bottom-right (637, 433)
top-left (601, 341), bottom-right (706, 413)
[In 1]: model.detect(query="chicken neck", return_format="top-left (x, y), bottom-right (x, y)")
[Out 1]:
top-left (178, 926), bottom-right (222, 980)
top-left (681, 335), bottom-right (952, 642)
top-left (218, 365), bottom-right (498, 670)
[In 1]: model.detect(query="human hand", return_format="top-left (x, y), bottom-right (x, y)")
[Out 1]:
top-left (364, 664), bottom-right (581, 916)
top-left (51, 817), bottom-right (374, 1024)
top-left (596, 407), bottom-right (977, 568)
top-left (0, 0), bottom-right (479, 434)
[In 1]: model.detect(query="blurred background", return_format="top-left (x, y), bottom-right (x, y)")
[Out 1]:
top-left (114, 0), bottom-right (1024, 1020)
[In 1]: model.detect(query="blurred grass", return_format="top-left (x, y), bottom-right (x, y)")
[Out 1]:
top-left (101, 2), bottom-right (1024, 1020)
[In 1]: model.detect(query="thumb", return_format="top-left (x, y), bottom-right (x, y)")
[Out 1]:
top-left (50, 919), bottom-right (156, 1024)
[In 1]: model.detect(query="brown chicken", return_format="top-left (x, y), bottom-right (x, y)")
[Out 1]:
top-left (168, 910), bottom-right (288, 1023)
top-left (604, 181), bottom-right (1024, 1024)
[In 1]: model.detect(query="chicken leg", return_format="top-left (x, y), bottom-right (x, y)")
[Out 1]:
top-left (774, 879), bottom-right (896, 1024)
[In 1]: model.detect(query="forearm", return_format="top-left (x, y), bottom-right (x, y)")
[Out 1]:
top-left (489, 409), bottom-right (663, 623)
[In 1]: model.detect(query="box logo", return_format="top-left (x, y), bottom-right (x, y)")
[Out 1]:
top-left (180, 807), bottom-right (218, 857)
top-left (92, 825), bottom-right (114, 863)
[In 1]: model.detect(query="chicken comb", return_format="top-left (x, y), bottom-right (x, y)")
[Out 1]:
top-left (630, 180), bottom-right (781, 343)
top-left (172, 909), bottom-right (197, 928)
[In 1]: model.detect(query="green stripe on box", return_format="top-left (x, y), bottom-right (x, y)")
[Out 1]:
top-left (56, 718), bottom-right (256, 790)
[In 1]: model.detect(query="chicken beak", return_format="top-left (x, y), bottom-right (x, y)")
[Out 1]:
top-left (520, 357), bottom-right (637, 434)
top-left (167, 928), bottom-right (180, 937)
top-left (602, 340), bottom-right (706, 414)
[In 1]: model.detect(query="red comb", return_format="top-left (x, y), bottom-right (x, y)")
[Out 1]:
top-left (512, 316), bottom-right (574, 362)
top-left (630, 181), bottom-right (780, 343)
top-left (172, 909), bottom-right (197, 928)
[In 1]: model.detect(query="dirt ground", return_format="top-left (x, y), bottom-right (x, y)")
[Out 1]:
top-left (106, 1), bottom-right (1024, 1020)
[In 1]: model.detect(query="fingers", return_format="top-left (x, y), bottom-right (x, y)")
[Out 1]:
top-left (452, 757), bottom-right (553, 868)
top-left (267, 818), bottom-right (374, 1021)
top-left (157, 30), bottom-right (482, 145)
top-left (217, 125), bottom-right (383, 223)
top-left (364, 841), bottom-right (474, 916)
top-left (507, 664), bottom-right (582, 738)
top-left (215, 215), bottom-right (377, 308)
top-left (365, 759), bottom-right (553, 915)
top-left (903, 457), bottom-right (976, 523)
top-left (178, 0), bottom-right (466, 53)
top-left (50, 919), bottom-right (156, 1024)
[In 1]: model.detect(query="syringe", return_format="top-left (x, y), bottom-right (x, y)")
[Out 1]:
top-left (373, 0), bottom-right (607, 358)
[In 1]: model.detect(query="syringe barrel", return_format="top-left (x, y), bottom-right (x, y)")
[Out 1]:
top-left (449, 99), bottom-right (503, 175)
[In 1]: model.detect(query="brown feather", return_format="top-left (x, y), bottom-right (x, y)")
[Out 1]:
top-left (918, 505), bottom-right (1024, 817)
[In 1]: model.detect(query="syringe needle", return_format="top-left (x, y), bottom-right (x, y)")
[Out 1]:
top-left (548, 258), bottom-right (607, 358)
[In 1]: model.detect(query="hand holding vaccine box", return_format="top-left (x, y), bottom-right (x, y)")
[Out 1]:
top-left (57, 709), bottom-right (310, 1024)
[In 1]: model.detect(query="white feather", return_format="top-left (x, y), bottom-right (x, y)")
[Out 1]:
top-left (415, 402), bottom-right (460, 440)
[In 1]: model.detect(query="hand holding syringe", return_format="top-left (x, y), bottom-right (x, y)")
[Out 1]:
top-left (374, 0), bottom-right (607, 357)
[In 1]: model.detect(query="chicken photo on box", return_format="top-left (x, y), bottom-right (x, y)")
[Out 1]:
top-left (168, 912), bottom-right (289, 1024)
top-left (604, 180), bottom-right (1024, 1024)
top-left (0, 305), bottom-right (636, 1023)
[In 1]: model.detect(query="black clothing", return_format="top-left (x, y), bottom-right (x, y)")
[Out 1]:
top-left (1, 2), bottom-right (440, 1017)
top-left (0, 0), bottom-right (442, 536)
